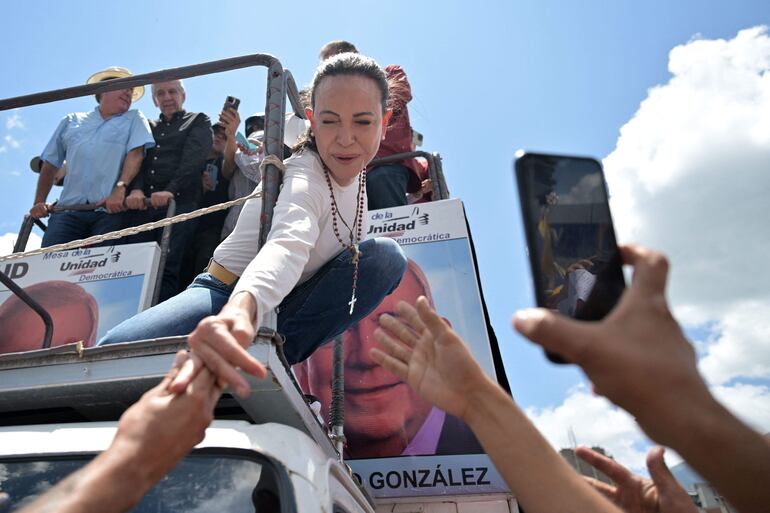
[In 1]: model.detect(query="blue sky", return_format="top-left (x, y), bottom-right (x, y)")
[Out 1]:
top-left (1, 0), bottom-right (769, 472)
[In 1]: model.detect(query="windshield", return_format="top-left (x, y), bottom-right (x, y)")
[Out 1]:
top-left (0, 452), bottom-right (279, 512)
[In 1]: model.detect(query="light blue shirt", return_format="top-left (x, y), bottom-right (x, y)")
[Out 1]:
top-left (41, 108), bottom-right (155, 206)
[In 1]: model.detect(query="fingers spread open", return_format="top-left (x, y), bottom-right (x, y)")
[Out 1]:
top-left (373, 327), bottom-right (413, 364)
top-left (379, 313), bottom-right (420, 349)
top-left (415, 296), bottom-right (449, 336)
top-left (512, 308), bottom-right (592, 363)
top-left (370, 347), bottom-right (409, 381)
top-left (394, 300), bottom-right (427, 334)
top-left (583, 476), bottom-right (619, 502)
top-left (576, 445), bottom-right (631, 485)
top-left (646, 446), bottom-right (678, 492)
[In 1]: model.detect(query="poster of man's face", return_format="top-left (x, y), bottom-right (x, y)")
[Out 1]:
top-left (301, 260), bottom-right (458, 458)
top-left (295, 222), bottom-right (498, 463)
top-left (0, 281), bottom-right (99, 353)
top-left (0, 242), bottom-right (159, 355)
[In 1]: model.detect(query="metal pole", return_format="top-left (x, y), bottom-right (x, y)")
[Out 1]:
top-left (151, 198), bottom-right (176, 306)
top-left (13, 216), bottom-right (35, 253)
top-left (0, 271), bottom-right (54, 349)
top-left (0, 54), bottom-right (293, 112)
top-left (257, 60), bottom-right (287, 251)
top-left (328, 333), bottom-right (346, 460)
top-left (432, 152), bottom-right (449, 200)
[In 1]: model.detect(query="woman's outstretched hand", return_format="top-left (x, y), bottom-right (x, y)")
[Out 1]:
top-left (371, 296), bottom-right (490, 422)
top-left (170, 292), bottom-right (267, 398)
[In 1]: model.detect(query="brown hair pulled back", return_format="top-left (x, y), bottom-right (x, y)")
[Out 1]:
top-left (295, 53), bottom-right (389, 153)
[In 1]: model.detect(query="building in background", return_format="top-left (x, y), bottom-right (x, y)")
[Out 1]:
top-left (559, 447), bottom-right (612, 484)
top-left (671, 461), bottom-right (736, 513)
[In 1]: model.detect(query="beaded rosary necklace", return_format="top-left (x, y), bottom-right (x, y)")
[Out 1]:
top-left (323, 164), bottom-right (367, 315)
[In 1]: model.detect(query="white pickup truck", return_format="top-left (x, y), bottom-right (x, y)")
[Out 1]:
top-left (0, 337), bottom-right (518, 512)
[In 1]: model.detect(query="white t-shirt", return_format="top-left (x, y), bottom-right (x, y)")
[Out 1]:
top-left (213, 150), bottom-right (367, 326)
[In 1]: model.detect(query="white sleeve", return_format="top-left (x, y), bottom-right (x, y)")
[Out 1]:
top-left (230, 170), bottom-right (323, 323)
top-left (234, 150), bottom-right (263, 183)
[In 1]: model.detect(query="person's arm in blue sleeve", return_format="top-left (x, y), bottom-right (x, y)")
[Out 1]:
top-left (31, 116), bottom-right (68, 218)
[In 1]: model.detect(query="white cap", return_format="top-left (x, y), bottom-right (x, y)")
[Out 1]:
top-left (284, 112), bottom-right (310, 148)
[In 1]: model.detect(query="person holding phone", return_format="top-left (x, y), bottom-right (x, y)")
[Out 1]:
top-left (99, 54), bottom-right (408, 399)
top-left (217, 107), bottom-right (264, 239)
top-left (372, 245), bottom-right (770, 513)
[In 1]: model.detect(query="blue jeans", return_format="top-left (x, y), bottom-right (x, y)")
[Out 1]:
top-left (366, 164), bottom-right (411, 210)
top-left (42, 210), bottom-right (125, 247)
top-left (98, 237), bottom-right (407, 364)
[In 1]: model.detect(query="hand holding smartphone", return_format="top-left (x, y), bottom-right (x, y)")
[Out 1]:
top-left (223, 95), bottom-right (240, 112)
top-left (515, 151), bottom-right (626, 363)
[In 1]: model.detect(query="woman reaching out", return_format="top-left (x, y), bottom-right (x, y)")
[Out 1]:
top-left (99, 54), bottom-right (408, 396)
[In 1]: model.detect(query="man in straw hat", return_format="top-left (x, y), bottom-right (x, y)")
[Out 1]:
top-left (30, 66), bottom-right (155, 248)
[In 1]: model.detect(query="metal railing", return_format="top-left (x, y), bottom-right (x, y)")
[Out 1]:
top-left (0, 53), bottom-right (305, 350)
top-left (13, 199), bottom-right (177, 307)
top-left (0, 53), bottom-right (305, 254)
top-left (0, 271), bottom-right (53, 349)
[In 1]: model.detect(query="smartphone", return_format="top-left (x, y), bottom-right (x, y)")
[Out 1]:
top-left (515, 151), bottom-right (626, 363)
top-left (236, 131), bottom-right (259, 152)
top-left (223, 95), bottom-right (240, 112)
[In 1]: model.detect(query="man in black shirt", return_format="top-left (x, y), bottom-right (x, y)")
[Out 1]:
top-left (125, 80), bottom-right (213, 302)
top-left (178, 123), bottom-right (229, 290)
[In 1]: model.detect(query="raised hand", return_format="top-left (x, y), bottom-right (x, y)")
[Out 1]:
top-left (576, 446), bottom-right (697, 513)
top-left (513, 245), bottom-right (708, 442)
top-left (371, 296), bottom-right (490, 421)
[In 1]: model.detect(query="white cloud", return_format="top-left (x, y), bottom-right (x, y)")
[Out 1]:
top-left (5, 112), bottom-right (23, 130)
top-left (711, 383), bottom-right (770, 434)
top-left (698, 301), bottom-right (770, 385)
top-left (0, 232), bottom-right (42, 257)
top-left (604, 25), bottom-right (770, 391)
top-left (533, 27), bottom-right (770, 474)
top-left (526, 385), bottom-right (650, 473)
top-left (3, 135), bottom-right (19, 149)
top-left (605, 26), bottom-right (770, 319)
top-left (0, 146), bottom-right (6, 154)
top-left (526, 382), bottom-right (770, 477)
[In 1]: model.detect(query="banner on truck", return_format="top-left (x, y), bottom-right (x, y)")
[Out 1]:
top-left (0, 242), bottom-right (160, 354)
top-left (294, 199), bottom-right (509, 498)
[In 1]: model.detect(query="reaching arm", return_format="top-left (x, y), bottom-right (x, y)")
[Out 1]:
top-left (17, 352), bottom-right (221, 513)
top-left (372, 299), bottom-right (622, 513)
top-left (514, 245), bottom-right (770, 513)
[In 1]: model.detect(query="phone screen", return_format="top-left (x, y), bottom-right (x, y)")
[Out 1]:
top-left (515, 152), bottom-right (625, 362)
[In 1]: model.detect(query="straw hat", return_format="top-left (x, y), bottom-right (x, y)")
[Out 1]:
top-left (86, 66), bottom-right (144, 102)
